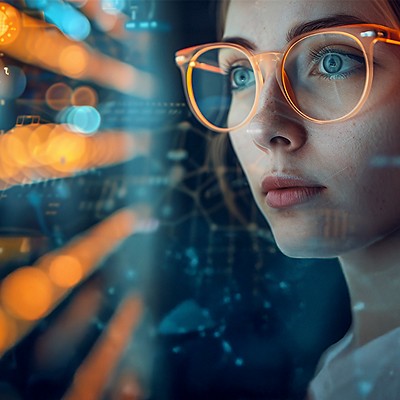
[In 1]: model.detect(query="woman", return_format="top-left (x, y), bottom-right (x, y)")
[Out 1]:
top-left (176, 0), bottom-right (400, 398)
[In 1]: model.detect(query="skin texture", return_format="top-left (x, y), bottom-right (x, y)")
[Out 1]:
top-left (225, 0), bottom-right (400, 259)
top-left (224, 0), bottom-right (400, 346)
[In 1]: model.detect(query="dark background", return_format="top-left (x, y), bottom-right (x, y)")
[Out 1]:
top-left (0, 1), bottom-right (351, 399)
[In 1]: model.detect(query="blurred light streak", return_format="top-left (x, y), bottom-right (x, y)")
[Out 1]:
top-left (58, 45), bottom-right (89, 77)
top-left (0, 4), bottom-right (156, 97)
top-left (44, 0), bottom-right (91, 41)
top-left (48, 255), bottom-right (83, 288)
top-left (25, 0), bottom-right (91, 40)
top-left (0, 208), bottom-right (146, 355)
top-left (0, 124), bottom-right (144, 190)
top-left (34, 280), bottom-right (103, 370)
top-left (63, 295), bottom-right (143, 400)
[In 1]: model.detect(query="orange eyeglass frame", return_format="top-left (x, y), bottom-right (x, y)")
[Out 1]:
top-left (175, 24), bottom-right (400, 133)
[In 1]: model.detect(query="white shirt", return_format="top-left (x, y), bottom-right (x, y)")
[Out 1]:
top-left (307, 327), bottom-right (400, 399)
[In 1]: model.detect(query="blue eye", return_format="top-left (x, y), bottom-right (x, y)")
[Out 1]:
top-left (312, 50), bottom-right (365, 80)
top-left (322, 54), bottom-right (343, 74)
top-left (230, 66), bottom-right (255, 90)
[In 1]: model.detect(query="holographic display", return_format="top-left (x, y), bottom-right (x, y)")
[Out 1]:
top-left (0, 1), bottom-right (351, 399)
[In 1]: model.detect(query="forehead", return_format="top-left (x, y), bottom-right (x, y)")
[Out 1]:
top-left (224, 0), bottom-right (394, 49)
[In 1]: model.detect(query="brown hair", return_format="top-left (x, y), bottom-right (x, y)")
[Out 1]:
top-left (389, 0), bottom-right (400, 21)
top-left (217, 0), bottom-right (400, 38)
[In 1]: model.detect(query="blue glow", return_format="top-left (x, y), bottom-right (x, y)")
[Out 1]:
top-left (66, 106), bottom-right (101, 134)
top-left (101, 0), bottom-right (126, 15)
top-left (222, 340), bottom-right (232, 353)
top-left (235, 358), bottom-right (244, 366)
top-left (125, 21), bottom-right (170, 31)
top-left (25, 0), bottom-right (48, 8)
top-left (59, 106), bottom-right (101, 134)
top-left (44, 1), bottom-right (91, 41)
top-left (358, 381), bottom-right (373, 396)
top-left (159, 300), bottom-right (215, 335)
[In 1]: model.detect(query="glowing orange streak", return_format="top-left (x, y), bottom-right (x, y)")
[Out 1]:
top-left (0, 208), bottom-right (139, 355)
top-left (0, 124), bottom-right (142, 190)
top-left (191, 61), bottom-right (224, 74)
top-left (40, 209), bottom-right (138, 291)
top-left (62, 295), bottom-right (143, 400)
top-left (0, 4), bottom-right (155, 97)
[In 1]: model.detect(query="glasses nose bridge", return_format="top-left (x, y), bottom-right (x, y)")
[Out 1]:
top-left (254, 51), bottom-right (282, 82)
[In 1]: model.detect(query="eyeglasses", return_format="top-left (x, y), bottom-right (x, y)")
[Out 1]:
top-left (175, 24), bottom-right (400, 133)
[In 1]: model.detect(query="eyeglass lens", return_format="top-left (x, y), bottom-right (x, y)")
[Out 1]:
top-left (189, 33), bottom-right (367, 129)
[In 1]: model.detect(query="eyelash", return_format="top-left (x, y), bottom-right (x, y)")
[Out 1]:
top-left (308, 46), bottom-right (365, 79)
top-left (220, 58), bottom-right (248, 74)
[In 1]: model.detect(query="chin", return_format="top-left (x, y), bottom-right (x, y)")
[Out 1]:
top-left (274, 238), bottom-right (341, 259)
top-left (272, 228), bottom-right (376, 259)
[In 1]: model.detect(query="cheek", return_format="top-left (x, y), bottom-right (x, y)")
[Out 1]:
top-left (229, 130), bottom-right (268, 202)
top-left (229, 130), bottom-right (263, 169)
top-left (317, 115), bottom-right (400, 238)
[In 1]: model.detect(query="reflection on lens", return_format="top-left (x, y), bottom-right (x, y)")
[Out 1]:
top-left (283, 33), bottom-right (367, 121)
top-left (189, 46), bottom-right (256, 130)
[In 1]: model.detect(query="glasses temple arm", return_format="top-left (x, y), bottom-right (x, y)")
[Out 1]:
top-left (186, 61), bottom-right (224, 74)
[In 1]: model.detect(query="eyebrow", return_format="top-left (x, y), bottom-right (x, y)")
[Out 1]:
top-left (222, 14), bottom-right (367, 50)
top-left (287, 14), bottom-right (366, 41)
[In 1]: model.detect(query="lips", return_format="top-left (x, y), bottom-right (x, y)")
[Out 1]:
top-left (261, 175), bottom-right (325, 209)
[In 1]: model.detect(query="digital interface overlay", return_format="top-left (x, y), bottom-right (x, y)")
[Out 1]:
top-left (0, 2), bottom-right (351, 399)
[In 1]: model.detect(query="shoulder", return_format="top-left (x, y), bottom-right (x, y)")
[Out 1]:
top-left (308, 327), bottom-right (400, 399)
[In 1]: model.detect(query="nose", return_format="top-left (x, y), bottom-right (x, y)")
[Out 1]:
top-left (248, 57), bottom-right (307, 153)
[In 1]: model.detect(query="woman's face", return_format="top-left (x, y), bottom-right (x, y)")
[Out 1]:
top-left (225, 0), bottom-right (400, 258)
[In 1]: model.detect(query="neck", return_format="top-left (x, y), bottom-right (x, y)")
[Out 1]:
top-left (339, 228), bottom-right (400, 347)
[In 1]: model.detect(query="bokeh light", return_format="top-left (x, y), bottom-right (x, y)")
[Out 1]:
top-left (0, 4), bottom-right (153, 97)
top-left (62, 106), bottom-right (101, 134)
top-left (45, 126), bottom-right (88, 173)
top-left (5, 126), bottom-right (33, 168)
top-left (0, 124), bottom-right (138, 189)
top-left (0, 65), bottom-right (27, 99)
top-left (27, 123), bottom-right (57, 168)
top-left (0, 132), bottom-right (22, 187)
top-left (49, 255), bottom-right (83, 288)
top-left (45, 82), bottom-right (73, 111)
top-left (59, 45), bottom-right (88, 78)
top-left (1, 267), bottom-right (53, 321)
top-left (71, 86), bottom-right (98, 107)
